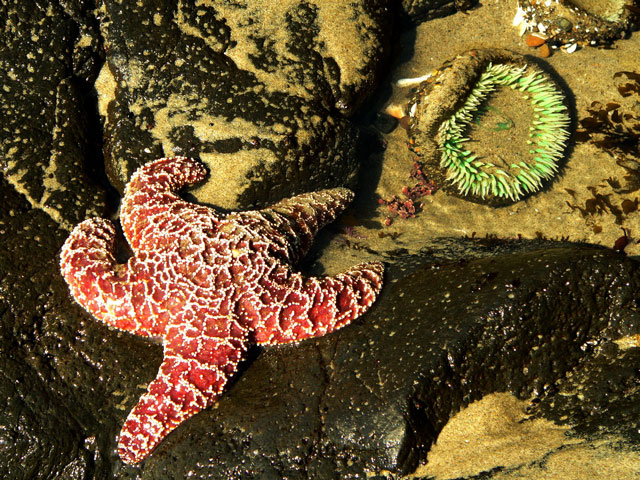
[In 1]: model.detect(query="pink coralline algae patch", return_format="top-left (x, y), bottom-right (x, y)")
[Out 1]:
top-left (378, 161), bottom-right (439, 226)
top-left (59, 157), bottom-right (384, 464)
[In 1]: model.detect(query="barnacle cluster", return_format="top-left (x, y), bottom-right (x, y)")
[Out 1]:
top-left (514, 0), bottom-right (640, 50)
top-left (407, 49), bottom-right (571, 206)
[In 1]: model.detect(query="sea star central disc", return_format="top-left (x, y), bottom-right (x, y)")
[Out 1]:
top-left (59, 157), bottom-right (384, 464)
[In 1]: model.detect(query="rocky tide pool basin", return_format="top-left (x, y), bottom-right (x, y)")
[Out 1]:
top-left (1, 0), bottom-right (640, 478)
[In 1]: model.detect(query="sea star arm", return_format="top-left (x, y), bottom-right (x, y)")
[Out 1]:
top-left (59, 155), bottom-right (386, 464)
top-left (117, 317), bottom-right (248, 464)
top-left (247, 188), bottom-right (356, 264)
top-left (59, 217), bottom-right (162, 337)
top-left (120, 157), bottom-right (214, 253)
top-left (250, 261), bottom-right (384, 345)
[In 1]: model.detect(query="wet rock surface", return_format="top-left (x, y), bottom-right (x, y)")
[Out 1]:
top-left (0, 0), bottom-right (108, 229)
top-left (0, 175), bottom-right (137, 480)
top-left (400, 0), bottom-right (478, 25)
top-left (122, 244), bottom-right (639, 479)
top-left (98, 0), bottom-right (393, 209)
top-left (3, 177), bottom-right (640, 478)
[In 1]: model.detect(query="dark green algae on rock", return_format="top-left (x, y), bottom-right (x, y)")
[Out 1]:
top-left (0, 174), bottom-right (146, 480)
top-left (97, 0), bottom-right (394, 210)
top-left (114, 244), bottom-right (640, 479)
top-left (4, 148), bottom-right (640, 479)
top-left (2, 166), bottom-right (640, 478)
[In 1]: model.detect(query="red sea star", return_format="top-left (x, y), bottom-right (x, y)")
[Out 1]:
top-left (59, 157), bottom-right (384, 464)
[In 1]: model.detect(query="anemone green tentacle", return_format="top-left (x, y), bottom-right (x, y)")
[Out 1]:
top-left (437, 62), bottom-right (569, 201)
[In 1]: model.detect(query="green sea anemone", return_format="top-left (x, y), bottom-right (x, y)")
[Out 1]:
top-left (407, 49), bottom-right (572, 206)
top-left (438, 62), bottom-right (569, 201)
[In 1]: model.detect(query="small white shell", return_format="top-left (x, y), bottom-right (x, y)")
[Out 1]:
top-left (512, 7), bottom-right (525, 27)
top-left (396, 72), bottom-right (433, 88)
top-left (409, 102), bottom-right (418, 118)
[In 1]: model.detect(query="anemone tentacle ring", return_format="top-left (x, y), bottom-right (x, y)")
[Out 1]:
top-left (406, 49), bottom-right (571, 206)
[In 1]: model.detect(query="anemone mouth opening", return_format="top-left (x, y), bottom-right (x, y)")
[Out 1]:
top-left (463, 88), bottom-right (531, 176)
top-left (436, 63), bottom-right (569, 202)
